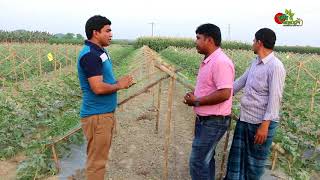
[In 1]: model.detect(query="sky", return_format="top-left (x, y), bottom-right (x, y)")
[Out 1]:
top-left (0, 0), bottom-right (319, 47)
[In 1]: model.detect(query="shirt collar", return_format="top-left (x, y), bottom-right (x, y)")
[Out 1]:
top-left (257, 52), bottom-right (274, 64)
top-left (85, 40), bottom-right (105, 52)
top-left (203, 48), bottom-right (222, 64)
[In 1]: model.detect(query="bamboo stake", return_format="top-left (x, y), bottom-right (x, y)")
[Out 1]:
top-left (219, 123), bottom-right (231, 180)
top-left (74, 46), bottom-right (78, 68)
top-left (22, 67), bottom-right (26, 81)
top-left (119, 74), bottom-right (169, 105)
top-left (156, 81), bottom-right (162, 133)
top-left (294, 62), bottom-right (303, 91)
top-left (310, 80), bottom-right (318, 112)
top-left (148, 57), bottom-right (151, 82)
top-left (151, 58), bottom-right (156, 107)
top-left (270, 142), bottom-right (285, 170)
top-left (163, 76), bottom-right (175, 180)
top-left (54, 46), bottom-right (57, 72)
top-left (51, 144), bottom-right (60, 172)
top-left (155, 63), bottom-right (194, 91)
top-left (271, 150), bottom-right (278, 170)
top-left (148, 58), bottom-right (156, 110)
top-left (4, 56), bottom-right (31, 76)
top-left (59, 62), bottom-right (62, 76)
top-left (38, 48), bottom-right (42, 76)
top-left (65, 46), bottom-right (68, 67)
top-left (12, 51), bottom-right (18, 82)
top-left (47, 75), bottom-right (170, 146)
top-left (302, 66), bottom-right (317, 81)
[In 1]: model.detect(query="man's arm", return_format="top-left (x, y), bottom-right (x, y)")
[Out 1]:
top-left (184, 59), bottom-right (234, 106)
top-left (80, 53), bottom-right (133, 95)
top-left (197, 88), bottom-right (232, 105)
top-left (88, 75), bottom-right (133, 95)
top-left (263, 64), bottom-right (286, 121)
top-left (233, 68), bottom-right (250, 95)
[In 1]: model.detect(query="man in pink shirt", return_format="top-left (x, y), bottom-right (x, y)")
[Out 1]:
top-left (184, 23), bottom-right (235, 180)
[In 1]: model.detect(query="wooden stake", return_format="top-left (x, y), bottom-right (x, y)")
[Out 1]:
top-left (51, 144), bottom-right (60, 172)
top-left (38, 48), bottom-right (42, 76)
top-left (54, 46), bottom-right (57, 72)
top-left (294, 62), bottom-right (302, 91)
top-left (302, 66), bottom-right (317, 81)
top-left (59, 62), bottom-right (62, 75)
top-left (12, 51), bottom-right (18, 82)
top-left (155, 63), bottom-right (194, 91)
top-left (65, 46), bottom-right (68, 67)
top-left (119, 75), bottom-right (169, 105)
top-left (151, 59), bottom-right (156, 107)
top-left (74, 46), bottom-right (78, 67)
top-left (219, 123), bottom-right (231, 180)
top-left (310, 80), bottom-right (318, 112)
top-left (22, 67), bottom-right (26, 81)
top-left (47, 75), bottom-right (171, 146)
top-left (156, 81), bottom-right (162, 133)
top-left (271, 149), bottom-right (278, 170)
top-left (163, 76), bottom-right (175, 180)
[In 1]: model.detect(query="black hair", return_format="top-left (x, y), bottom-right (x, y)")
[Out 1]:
top-left (196, 23), bottom-right (221, 46)
top-left (85, 15), bottom-right (111, 39)
top-left (255, 28), bottom-right (276, 49)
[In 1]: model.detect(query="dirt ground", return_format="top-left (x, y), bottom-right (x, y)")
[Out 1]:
top-left (66, 77), bottom-right (230, 180)
top-left (0, 154), bottom-right (25, 180)
top-left (61, 47), bottom-right (230, 180)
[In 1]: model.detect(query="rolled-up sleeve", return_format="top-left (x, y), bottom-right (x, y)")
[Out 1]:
top-left (263, 64), bottom-right (286, 121)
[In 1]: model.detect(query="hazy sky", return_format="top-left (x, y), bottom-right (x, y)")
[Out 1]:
top-left (0, 0), bottom-right (319, 46)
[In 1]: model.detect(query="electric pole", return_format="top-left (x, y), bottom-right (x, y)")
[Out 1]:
top-left (149, 22), bottom-right (155, 37)
top-left (228, 24), bottom-right (231, 41)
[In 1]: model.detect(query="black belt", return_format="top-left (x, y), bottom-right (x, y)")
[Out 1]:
top-left (196, 114), bottom-right (231, 121)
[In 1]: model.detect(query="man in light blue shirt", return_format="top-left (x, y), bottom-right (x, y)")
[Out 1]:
top-left (225, 28), bottom-right (286, 180)
top-left (78, 15), bottom-right (134, 180)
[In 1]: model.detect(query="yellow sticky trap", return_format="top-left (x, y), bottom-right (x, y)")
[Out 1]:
top-left (47, 53), bottom-right (54, 61)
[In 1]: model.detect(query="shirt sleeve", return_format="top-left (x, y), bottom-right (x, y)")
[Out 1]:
top-left (233, 68), bottom-right (250, 95)
top-left (263, 64), bottom-right (286, 120)
top-left (212, 59), bottom-right (234, 90)
top-left (80, 53), bottom-right (103, 78)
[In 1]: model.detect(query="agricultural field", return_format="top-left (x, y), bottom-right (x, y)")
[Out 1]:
top-left (0, 39), bottom-right (319, 179)
top-left (0, 43), bottom-right (137, 179)
top-left (160, 46), bottom-right (320, 179)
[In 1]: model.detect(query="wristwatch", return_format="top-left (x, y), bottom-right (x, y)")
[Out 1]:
top-left (193, 98), bottom-right (200, 107)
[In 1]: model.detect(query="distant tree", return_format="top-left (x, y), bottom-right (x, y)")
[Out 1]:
top-left (64, 33), bottom-right (75, 39)
top-left (54, 33), bottom-right (65, 38)
top-left (76, 34), bottom-right (84, 40)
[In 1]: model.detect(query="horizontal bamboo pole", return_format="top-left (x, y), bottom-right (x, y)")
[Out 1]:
top-left (154, 62), bottom-right (195, 91)
top-left (118, 74), bottom-right (170, 106)
top-left (48, 74), bottom-right (172, 146)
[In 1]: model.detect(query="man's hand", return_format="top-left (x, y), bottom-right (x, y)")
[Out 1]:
top-left (117, 75), bottom-right (134, 89)
top-left (254, 120), bottom-right (270, 144)
top-left (183, 92), bottom-right (196, 106)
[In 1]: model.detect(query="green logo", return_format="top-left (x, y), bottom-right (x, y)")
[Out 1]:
top-left (274, 9), bottom-right (303, 26)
